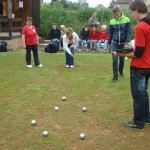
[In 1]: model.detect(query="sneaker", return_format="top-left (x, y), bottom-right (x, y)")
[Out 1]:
top-left (66, 65), bottom-right (69, 68)
top-left (27, 65), bottom-right (32, 68)
top-left (78, 49), bottom-right (81, 52)
top-left (38, 64), bottom-right (43, 67)
top-left (70, 65), bottom-right (74, 68)
top-left (123, 121), bottom-right (144, 129)
top-left (112, 77), bottom-right (118, 83)
top-left (87, 49), bottom-right (90, 52)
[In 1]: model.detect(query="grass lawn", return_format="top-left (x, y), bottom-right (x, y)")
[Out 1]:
top-left (0, 50), bottom-right (150, 150)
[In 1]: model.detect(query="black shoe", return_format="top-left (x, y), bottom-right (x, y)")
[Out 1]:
top-left (119, 72), bottom-right (124, 76)
top-left (112, 77), bottom-right (118, 83)
top-left (123, 121), bottom-right (144, 129)
top-left (145, 119), bottom-right (150, 125)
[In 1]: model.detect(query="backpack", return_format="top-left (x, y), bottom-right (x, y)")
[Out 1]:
top-left (0, 41), bottom-right (8, 52)
top-left (45, 43), bottom-right (59, 53)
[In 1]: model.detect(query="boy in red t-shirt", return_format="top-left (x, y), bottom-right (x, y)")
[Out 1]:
top-left (115, 0), bottom-right (150, 129)
top-left (97, 25), bottom-right (109, 52)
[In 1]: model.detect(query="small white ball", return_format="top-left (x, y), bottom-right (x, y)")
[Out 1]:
top-left (82, 107), bottom-right (87, 112)
top-left (31, 120), bottom-right (36, 126)
top-left (43, 131), bottom-right (49, 137)
top-left (80, 133), bottom-right (86, 140)
top-left (125, 57), bottom-right (128, 60)
top-left (54, 106), bottom-right (59, 111)
top-left (61, 96), bottom-right (66, 101)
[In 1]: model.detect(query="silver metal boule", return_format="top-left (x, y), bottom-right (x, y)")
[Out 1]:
top-left (80, 133), bottom-right (86, 140)
top-left (82, 107), bottom-right (87, 112)
top-left (43, 131), bottom-right (49, 137)
top-left (61, 96), bottom-right (66, 101)
top-left (54, 106), bottom-right (59, 111)
top-left (31, 120), bottom-right (36, 126)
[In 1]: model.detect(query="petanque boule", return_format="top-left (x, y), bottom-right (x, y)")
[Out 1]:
top-left (61, 96), bottom-right (66, 101)
top-left (79, 133), bottom-right (86, 140)
top-left (54, 106), bottom-right (59, 111)
top-left (43, 131), bottom-right (49, 137)
top-left (31, 120), bottom-right (36, 126)
top-left (82, 107), bottom-right (87, 112)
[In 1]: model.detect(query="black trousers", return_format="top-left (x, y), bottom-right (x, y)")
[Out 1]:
top-left (26, 45), bottom-right (40, 66)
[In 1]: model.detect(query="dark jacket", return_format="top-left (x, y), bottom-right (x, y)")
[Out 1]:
top-left (108, 14), bottom-right (130, 45)
top-left (49, 28), bottom-right (61, 40)
top-left (80, 27), bottom-right (90, 41)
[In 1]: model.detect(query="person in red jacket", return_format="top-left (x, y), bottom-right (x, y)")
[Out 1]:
top-left (115, 0), bottom-right (150, 129)
top-left (97, 25), bottom-right (109, 52)
top-left (22, 17), bottom-right (43, 68)
top-left (89, 26), bottom-right (99, 51)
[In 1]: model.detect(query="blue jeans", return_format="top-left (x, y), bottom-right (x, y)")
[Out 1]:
top-left (111, 41), bottom-right (125, 78)
top-left (130, 68), bottom-right (150, 127)
top-left (78, 39), bottom-right (90, 49)
top-left (97, 40), bottom-right (108, 51)
top-left (26, 45), bottom-right (40, 66)
top-left (52, 39), bottom-right (60, 47)
top-left (65, 47), bottom-right (74, 66)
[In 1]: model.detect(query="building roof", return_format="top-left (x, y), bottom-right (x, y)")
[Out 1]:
top-left (115, 0), bottom-right (132, 4)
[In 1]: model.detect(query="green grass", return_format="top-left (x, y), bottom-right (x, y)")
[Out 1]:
top-left (0, 50), bottom-right (150, 150)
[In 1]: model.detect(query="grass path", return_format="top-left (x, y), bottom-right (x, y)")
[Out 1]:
top-left (0, 51), bottom-right (150, 150)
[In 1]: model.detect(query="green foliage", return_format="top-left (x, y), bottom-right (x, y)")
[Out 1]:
top-left (40, 4), bottom-right (137, 39)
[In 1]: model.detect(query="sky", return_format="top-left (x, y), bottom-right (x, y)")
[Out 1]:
top-left (43, 0), bottom-right (112, 8)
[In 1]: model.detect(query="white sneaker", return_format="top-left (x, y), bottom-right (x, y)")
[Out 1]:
top-left (66, 65), bottom-right (69, 68)
top-left (70, 65), bottom-right (74, 68)
top-left (38, 64), bottom-right (43, 67)
top-left (79, 49), bottom-right (81, 52)
top-left (87, 49), bottom-right (90, 52)
top-left (27, 65), bottom-right (32, 68)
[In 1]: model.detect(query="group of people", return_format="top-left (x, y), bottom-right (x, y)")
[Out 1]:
top-left (22, 0), bottom-right (150, 129)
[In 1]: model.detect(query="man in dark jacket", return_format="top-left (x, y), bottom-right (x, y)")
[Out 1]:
top-left (78, 24), bottom-right (90, 51)
top-left (49, 23), bottom-right (61, 48)
top-left (108, 7), bottom-right (130, 83)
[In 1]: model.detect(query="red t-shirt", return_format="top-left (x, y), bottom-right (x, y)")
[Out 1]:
top-left (99, 30), bottom-right (109, 40)
top-left (22, 25), bottom-right (37, 45)
top-left (131, 21), bottom-right (150, 68)
top-left (90, 30), bottom-right (99, 40)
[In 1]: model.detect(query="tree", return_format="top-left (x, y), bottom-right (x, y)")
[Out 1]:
top-left (109, 0), bottom-right (115, 8)
top-left (51, 0), bottom-right (59, 3)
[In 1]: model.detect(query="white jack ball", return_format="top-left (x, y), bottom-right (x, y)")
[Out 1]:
top-left (61, 96), bottom-right (66, 101)
top-left (80, 133), bottom-right (86, 140)
top-left (31, 120), bottom-right (36, 126)
top-left (54, 106), bottom-right (59, 111)
top-left (43, 131), bottom-right (49, 137)
top-left (82, 107), bottom-right (87, 112)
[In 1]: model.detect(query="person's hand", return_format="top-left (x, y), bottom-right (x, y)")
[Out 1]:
top-left (97, 22), bottom-right (100, 25)
top-left (70, 53), bottom-right (74, 57)
top-left (124, 44), bottom-right (130, 49)
top-left (108, 45), bottom-right (111, 52)
top-left (23, 45), bottom-right (26, 48)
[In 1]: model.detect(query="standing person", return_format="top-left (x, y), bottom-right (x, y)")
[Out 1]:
top-left (88, 12), bottom-right (100, 28)
top-left (115, 0), bottom-right (150, 129)
top-left (22, 17), bottom-right (43, 68)
top-left (90, 26), bottom-right (99, 51)
top-left (78, 24), bottom-right (90, 52)
top-left (49, 23), bottom-right (61, 48)
top-left (60, 24), bottom-right (66, 48)
top-left (108, 7), bottom-right (130, 83)
top-left (97, 25), bottom-right (109, 52)
top-left (63, 28), bottom-right (79, 68)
